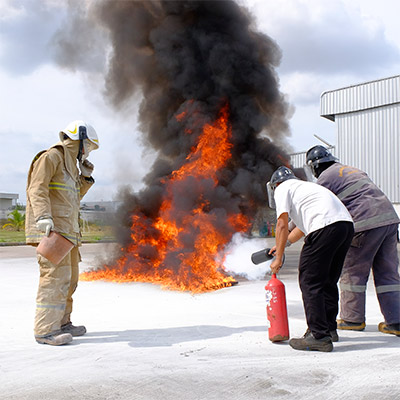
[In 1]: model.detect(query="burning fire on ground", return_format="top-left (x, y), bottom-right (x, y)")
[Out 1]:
top-left (61, 0), bottom-right (293, 292)
top-left (81, 104), bottom-right (250, 292)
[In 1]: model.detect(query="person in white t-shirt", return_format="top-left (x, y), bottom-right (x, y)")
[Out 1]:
top-left (267, 166), bottom-right (354, 352)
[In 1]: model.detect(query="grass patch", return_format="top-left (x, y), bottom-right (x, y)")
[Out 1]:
top-left (0, 225), bottom-right (116, 244)
top-left (0, 230), bottom-right (25, 243)
top-left (81, 225), bottom-right (115, 243)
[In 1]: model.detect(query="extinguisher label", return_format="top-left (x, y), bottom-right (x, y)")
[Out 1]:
top-left (266, 290), bottom-right (273, 306)
top-left (266, 289), bottom-right (280, 306)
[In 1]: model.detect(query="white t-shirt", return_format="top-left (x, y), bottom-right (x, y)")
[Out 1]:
top-left (274, 179), bottom-right (353, 236)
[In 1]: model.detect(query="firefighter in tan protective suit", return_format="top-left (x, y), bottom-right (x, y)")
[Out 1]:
top-left (25, 120), bottom-right (99, 346)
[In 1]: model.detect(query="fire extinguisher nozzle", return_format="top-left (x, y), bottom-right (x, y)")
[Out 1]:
top-left (251, 248), bottom-right (274, 265)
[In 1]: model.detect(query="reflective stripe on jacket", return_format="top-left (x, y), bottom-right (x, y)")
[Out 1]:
top-left (25, 141), bottom-right (94, 246)
top-left (317, 163), bottom-right (399, 233)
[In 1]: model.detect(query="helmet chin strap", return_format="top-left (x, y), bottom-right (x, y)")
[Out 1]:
top-left (78, 141), bottom-right (83, 162)
top-left (312, 161), bottom-right (335, 178)
top-left (77, 126), bottom-right (88, 161)
top-left (314, 166), bottom-right (322, 178)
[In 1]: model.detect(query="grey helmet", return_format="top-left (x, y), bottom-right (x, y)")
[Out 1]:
top-left (306, 145), bottom-right (337, 178)
top-left (269, 166), bottom-right (298, 190)
top-left (266, 166), bottom-right (297, 208)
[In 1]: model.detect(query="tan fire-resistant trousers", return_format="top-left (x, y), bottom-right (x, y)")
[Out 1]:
top-left (34, 246), bottom-right (80, 337)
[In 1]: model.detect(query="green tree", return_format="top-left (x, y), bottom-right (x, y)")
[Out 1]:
top-left (2, 209), bottom-right (25, 231)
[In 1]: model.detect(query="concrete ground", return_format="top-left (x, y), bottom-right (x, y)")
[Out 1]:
top-left (0, 241), bottom-right (399, 400)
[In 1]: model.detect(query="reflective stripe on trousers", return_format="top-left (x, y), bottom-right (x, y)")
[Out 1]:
top-left (340, 283), bottom-right (366, 293)
top-left (36, 303), bottom-right (66, 310)
top-left (340, 283), bottom-right (400, 293)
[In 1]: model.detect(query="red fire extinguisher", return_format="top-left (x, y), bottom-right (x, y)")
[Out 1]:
top-left (265, 273), bottom-right (289, 342)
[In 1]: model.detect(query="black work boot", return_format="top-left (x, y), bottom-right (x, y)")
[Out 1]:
top-left (330, 330), bottom-right (339, 342)
top-left (289, 330), bottom-right (333, 352)
top-left (61, 322), bottom-right (87, 337)
top-left (304, 328), bottom-right (338, 343)
top-left (378, 322), bottom-right (400, 337)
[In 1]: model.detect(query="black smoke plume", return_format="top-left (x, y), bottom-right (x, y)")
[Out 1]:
top-left (56, 0), bottom-right (293, 287)
top-left (92, 0), bottom-right (291, 238)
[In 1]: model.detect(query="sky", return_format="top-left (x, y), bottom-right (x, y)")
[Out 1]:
top-left (1, 0), bottom-right (400, 204)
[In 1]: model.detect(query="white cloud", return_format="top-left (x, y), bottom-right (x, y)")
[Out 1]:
top-left (0, 64), bottom-right (147, 202)
top-left (248, 0), bottom-right (400, 76)
top-left (280, 72), bottom-right (325, 105)
top-left (241, 0), bottom-right (400, 153)
top-left (0, 0), bottom-right (66, 75)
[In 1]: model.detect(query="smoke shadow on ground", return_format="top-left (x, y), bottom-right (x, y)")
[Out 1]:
top-left (73, 325), bottom-right (267, 347)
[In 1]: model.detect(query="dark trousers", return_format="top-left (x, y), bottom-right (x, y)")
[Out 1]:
top-left (299, 221), bottom-right (354, 339)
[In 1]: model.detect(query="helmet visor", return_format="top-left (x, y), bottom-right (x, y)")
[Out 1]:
top-left (82, 139), bottom-right (97, 161)
top-left (266, 182), bottom-right (276, 209)
top-left (303, 164), bottom-right (317, 181)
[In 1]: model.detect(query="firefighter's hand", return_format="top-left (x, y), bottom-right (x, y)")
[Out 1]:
top-left (36, 218), bottom-right (54, 237)
top-left (269, 246), bottom-right (277, 256)
top-left (79, 160), bottom-right (94, 177)
top-left (270, 257), bottom-right (283, 274)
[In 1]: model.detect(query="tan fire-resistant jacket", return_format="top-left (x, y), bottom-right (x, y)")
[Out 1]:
top-left (25, 139), bottom-right (94, 246)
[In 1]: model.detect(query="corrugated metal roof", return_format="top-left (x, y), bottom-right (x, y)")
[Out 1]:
top-left (320, 75), bottom-right (400, 121)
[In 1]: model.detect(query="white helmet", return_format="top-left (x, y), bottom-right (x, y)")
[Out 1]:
top-left (60, 120), bottom-right (99, 160)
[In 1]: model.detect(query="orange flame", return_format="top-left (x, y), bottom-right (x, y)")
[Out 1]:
top-left (175, 111), bottom-right (186, 122)
top-left (81, 104), bottom-right (250, 292)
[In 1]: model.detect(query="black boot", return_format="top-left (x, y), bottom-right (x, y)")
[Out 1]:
top-left (289, 330), bottom-right (333, 352)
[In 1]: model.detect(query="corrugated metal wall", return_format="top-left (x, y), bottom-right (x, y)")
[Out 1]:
top-left (321, 75), bottom-right (400, 120)
top-left (336, 104), bottom-right (400, 202)
top-left (290, 151), bottom-right (307, 169)
top-left (319, 75), bottom-right (400, 203)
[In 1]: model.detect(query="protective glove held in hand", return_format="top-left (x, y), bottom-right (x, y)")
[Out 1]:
top-left (79, 160), bottom-right (94, 177)
top-left (36, 218), bottom-right (54, 237)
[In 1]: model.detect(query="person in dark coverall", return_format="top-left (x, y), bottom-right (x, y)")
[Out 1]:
top-left (306, 145), bottom-right (400, 336)
top-left (268, 166), bottom-right (354, 352)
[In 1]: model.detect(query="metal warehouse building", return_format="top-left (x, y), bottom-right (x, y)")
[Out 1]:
top-left (291, 74), bottom-right (400, 216)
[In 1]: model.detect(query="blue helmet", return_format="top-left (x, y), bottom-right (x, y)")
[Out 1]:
top-left (306, 145), bottom-right (337, 178)
top-left (269, 166), bottom-right (297, 190)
